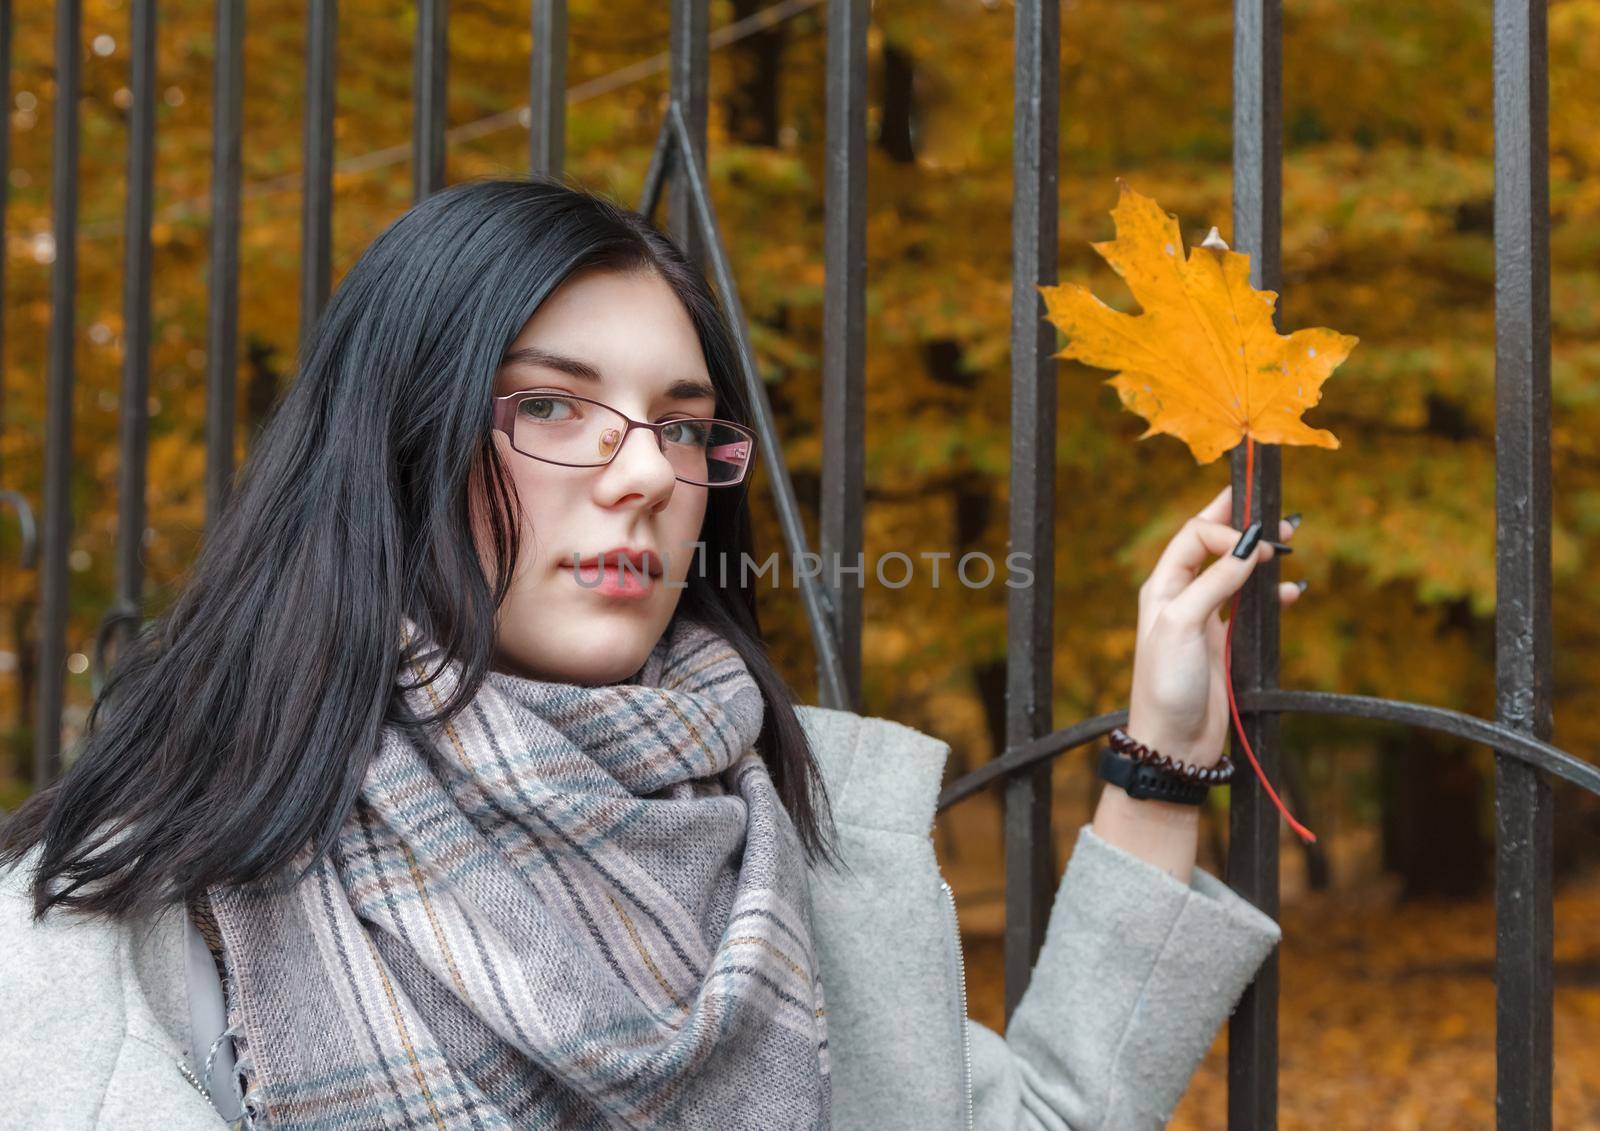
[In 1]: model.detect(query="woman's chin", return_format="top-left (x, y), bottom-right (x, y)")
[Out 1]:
top-left (495, 617), bottom-right (663, 687)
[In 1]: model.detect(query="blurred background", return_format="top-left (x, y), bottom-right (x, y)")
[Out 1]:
top-left (0, 1), bottom-right (1597, 1126)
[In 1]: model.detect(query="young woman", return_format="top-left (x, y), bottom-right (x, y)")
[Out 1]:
top-left (0, 177), bottom-right (1295, 1130)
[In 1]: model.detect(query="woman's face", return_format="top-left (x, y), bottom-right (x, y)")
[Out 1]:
top-left (478, 265), bottom-right (714, 685)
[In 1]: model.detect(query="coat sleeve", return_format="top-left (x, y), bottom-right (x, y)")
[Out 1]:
top-left (967, 822), bottom-right (1282, 1130)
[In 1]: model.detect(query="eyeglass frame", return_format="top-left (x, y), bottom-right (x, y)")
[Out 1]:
top-left (490, 389), bottom-right (758, 488)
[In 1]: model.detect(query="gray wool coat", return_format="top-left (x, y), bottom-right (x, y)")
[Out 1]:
top-left (0, 705), bottom-right (1282, 1130)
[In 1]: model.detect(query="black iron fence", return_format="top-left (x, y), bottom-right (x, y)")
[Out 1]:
top-left (3, 2), bottom-right (1596, 1127)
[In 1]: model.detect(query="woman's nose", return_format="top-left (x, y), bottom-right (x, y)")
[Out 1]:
top-left (598, 425), bottom-right (678, 501)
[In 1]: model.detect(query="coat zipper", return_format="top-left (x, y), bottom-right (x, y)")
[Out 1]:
top-left (176, 1042), bottom-right (256, 1129)
top-left (175, 1056), bottom-right (213, 1105)
top-left (939, 878), bottom-right (975, 1131)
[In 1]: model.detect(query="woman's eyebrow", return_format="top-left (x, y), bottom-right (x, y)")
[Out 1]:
top-left (500, 345), bottom-right (716, 402)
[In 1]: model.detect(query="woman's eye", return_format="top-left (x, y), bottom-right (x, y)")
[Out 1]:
top-left (662, 419), bottom-right (709, 445)
top-left (520, 397), bottom-right (576, 422)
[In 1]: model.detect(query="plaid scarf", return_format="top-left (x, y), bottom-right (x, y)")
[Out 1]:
top-left (207, 614), bottom-right (830, 1129)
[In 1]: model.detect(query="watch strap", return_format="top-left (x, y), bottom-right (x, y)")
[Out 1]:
top-left (1098, 744), bottom-right (1211, 805)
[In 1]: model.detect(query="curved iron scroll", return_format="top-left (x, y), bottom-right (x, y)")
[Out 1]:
top-left (936, 691), bottom-right (1600, 813)
top-left (89, 599), bottom-right (143, 700)
top-left (0, 489), bottom-right (38, 570)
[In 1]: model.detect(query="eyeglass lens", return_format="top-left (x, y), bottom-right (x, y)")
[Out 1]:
top-left (512, 395), bottom-right (752, 486)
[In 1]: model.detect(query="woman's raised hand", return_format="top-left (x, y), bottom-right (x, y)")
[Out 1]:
top-left (1125, 483), bottom-right (1302, 769)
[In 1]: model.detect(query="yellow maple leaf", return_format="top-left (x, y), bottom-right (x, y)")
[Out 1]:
top-left (1039, 180), bottom-right (1357, 464)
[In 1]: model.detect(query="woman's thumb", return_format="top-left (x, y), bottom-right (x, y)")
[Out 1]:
top-left (1166, 522), bottom-right (1270, 627)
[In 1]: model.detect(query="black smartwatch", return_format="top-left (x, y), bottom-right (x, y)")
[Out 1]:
top-left (1097, 745), bottom-right (1211, 805)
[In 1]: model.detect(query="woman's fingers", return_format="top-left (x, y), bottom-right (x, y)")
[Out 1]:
top-left (1193, 486), bottom-right (1296, 543)
top-left (1167, 549), bottom-right (1307, 631)
top-left (1197, 483), bottom-right (1233, 524)
top-left (1144, 498), bottom-right (1299, 607)
top-left (1162, 532), bottom-right (1279, 628)
top-left (1144, 516), bottom-right (1262, 604)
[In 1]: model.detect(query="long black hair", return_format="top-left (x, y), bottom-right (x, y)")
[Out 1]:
top-left (1, 175), bottom-right (840, 921)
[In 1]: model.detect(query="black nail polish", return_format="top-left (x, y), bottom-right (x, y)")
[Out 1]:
top-left (1231, 521), bottom-right (1264, 558)
top-left (1265, 540), bottom-right (1294, 555)
top-left (1285, 512), bottom-right (1302, 530)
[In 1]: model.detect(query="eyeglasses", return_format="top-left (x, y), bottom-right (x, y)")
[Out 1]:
top-left (490, 390), bottom-right (757, 488)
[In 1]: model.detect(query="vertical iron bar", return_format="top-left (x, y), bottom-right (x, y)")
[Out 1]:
top-left (1002, 0), bottom-right (1058, 1022)
top-left (818, 0), bottom-right (866, 711)
top-left (529, 0), bottom-right (565, 178)
top-left (0, 2), bottom-right (34, 766)
top-left (205, 0), bottom-right (242, 527)
top-left (666, 104), bottom-right (848, 709)
top-left (36, 0), bottom-right (81, 789)
top-left (1227, 1), bottom-right (1284, 1126)
top-left (413, 0), bottom-right (447, 201)
top-left (300, 0), bottom-right (336, 359)
top-left (667, 0), bottom-right (707, 271)
top-left (0, 0), bottom-right (9, 484)
top-left (116, 0), bottom-right (156, 645)
top-left (1491, 1), bottom-right (1553, 1126)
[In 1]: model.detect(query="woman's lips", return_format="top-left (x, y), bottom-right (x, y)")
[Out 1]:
top-left (559, 561), bottom-right (656, 599)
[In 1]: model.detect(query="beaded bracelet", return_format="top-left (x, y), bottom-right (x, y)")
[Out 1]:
top-left (1108, 726), bottom-right (1236, 786)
